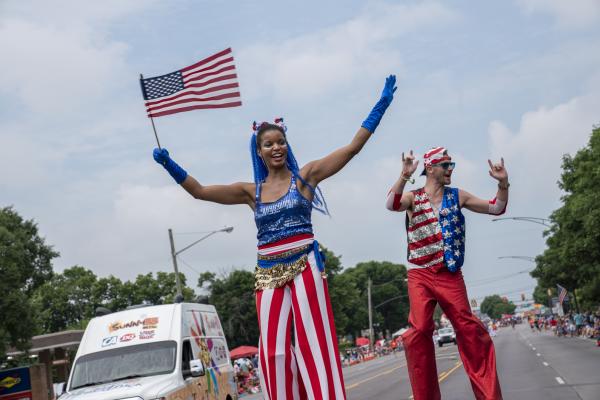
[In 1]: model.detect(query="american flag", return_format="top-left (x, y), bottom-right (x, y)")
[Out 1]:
top-left (557, 284), bottom-right (568, 305)
top-left (140, 48), bottom-right (241, 118)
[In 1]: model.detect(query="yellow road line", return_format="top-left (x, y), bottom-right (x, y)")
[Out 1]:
top-left (438, 361), bottom-right (463, 384)
top-left (347, 351), bottom-right (463, 395)
top-left (346, 362), bottom-right (407, 390)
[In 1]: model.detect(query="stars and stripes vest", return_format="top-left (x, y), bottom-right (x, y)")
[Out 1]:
top-left (406, 187), bottom-right (466, 272)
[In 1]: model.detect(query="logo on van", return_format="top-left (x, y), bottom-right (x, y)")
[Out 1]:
top-left (139, 330), bottom-right (155, 340)
top-left (119, 333), bottom-right (136, 342)
top-left (101, 336), bottom-right (118, 347)
top-left (109, 317), bottom-right (159, 333)
top-left (143, 317), bottom-right (159, 329)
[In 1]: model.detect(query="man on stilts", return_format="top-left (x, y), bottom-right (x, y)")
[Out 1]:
top-left (386, 147), bottom-right (508, 400)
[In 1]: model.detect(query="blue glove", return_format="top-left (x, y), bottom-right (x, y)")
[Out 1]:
top-left (153, 148), bottom-right (188, 184)
top-left (361, 75), bottom-right (397, 133)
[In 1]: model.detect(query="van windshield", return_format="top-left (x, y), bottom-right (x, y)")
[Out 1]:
top-left (70, 340), bottom-right (177, 390)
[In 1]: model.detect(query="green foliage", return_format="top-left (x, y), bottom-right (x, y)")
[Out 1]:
top-left (480, 295), bottom-right (516, 319)
top-left (320, 247), bottom-right (364, 337)
top-left (198, 270), bottom-right (258, 349)
top-left (32, 267), bottom-right (195, 333)
top-left (532, 285), bottom-right (551, 306)
top-left (0, 207), bottom-right (58, 357)
top-left (531, 126), bottom-right (600, 310)
top-left (338, 260), bottom-right (409, 338)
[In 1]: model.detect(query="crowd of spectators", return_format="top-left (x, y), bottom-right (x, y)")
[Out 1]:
top-left (234, 355), bottom-right (260, 396)
top-left (528, 310), bottom-right (600, 345)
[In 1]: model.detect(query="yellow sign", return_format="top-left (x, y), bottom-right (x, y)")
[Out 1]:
top-left (0, 376), bottom-right (21, 389)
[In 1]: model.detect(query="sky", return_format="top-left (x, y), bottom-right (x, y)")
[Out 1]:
top-left (1, 0), bottom-right (599, 303)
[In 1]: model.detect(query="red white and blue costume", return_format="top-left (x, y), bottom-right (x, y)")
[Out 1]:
top-left (386, 149), bottom-right (504, 400)
top-left (250, 118), bottom-right (345, 400)
top-left (254, 175), bottom-right (346, 400)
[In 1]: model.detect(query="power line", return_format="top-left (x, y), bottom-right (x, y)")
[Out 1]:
top-left (174, 231), bottom-right (215, 235)
top-left (471, 285), bottom-right (537, 302)
top-left (466, 269), bottom-right (531, 288)
top-left (177, 255), bottom-right (203, 277)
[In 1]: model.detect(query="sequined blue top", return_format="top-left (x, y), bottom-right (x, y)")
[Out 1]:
top-left (254, 174), bottom-right (313, 246)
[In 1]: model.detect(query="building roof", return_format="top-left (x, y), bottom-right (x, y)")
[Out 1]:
top-left (6, 330), bottom-right (84, 356)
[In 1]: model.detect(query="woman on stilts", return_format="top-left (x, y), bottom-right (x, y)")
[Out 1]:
top-left (153, 75), bottom-right (397, 399)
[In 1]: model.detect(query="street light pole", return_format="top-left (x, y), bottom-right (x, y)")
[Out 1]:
top-left (497, 256), bottom-right (536, 262)
top-left (367, 278), bottom-right (374, 352)
top-left (168, 226), bottom-right (234, 302)
top-left (492, 217), bottom-right (550, 227)
top-left (168, 228), bottom-right (184, 299)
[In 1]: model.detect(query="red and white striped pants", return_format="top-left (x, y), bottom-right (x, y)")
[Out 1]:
top-left (255, 249), bottom-right (346, 400)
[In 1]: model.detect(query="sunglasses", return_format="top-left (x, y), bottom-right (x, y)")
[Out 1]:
top-left (432, 162), bottom-right (456, 170)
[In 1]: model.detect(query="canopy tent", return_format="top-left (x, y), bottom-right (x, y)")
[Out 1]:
top-left (392, 328), bottom-right (408, 338)
top-left (230, 345), bottom-right (259, 360)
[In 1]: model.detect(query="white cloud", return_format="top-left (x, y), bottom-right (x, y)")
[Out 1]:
top-left (516, 0), bottom-right (600, 28)
top-left (0, 19), bottom-right (129, 115)
top-left (489, 90), bottom-right (600, 210)
top-left (238, 2), bottom-right (458, 101)
top-left (1, 0), bottom-right (156, 27)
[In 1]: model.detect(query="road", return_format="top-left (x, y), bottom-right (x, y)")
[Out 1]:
top-left (243, 323), bottom-right (600, 399)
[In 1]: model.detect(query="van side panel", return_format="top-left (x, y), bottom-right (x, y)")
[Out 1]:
top-left (182, 307), bottom-right (236, 400)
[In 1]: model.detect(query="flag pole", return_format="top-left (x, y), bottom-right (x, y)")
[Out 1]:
top-left (140, 73), bottom-right (162, 149)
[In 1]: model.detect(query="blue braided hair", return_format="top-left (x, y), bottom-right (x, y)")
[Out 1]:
top-left (250, 118), bottom-right (330, 215)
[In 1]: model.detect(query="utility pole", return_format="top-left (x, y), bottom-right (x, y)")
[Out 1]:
top-left (168, 228), bottom-right (184, 300)
top-left (368, 277), bottom-right (373, 352)
top-left (167, 226), bottom-right (234, 303)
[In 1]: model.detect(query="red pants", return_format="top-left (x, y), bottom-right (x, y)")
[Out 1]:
top-left (402, 266), bottom-right (502, 400)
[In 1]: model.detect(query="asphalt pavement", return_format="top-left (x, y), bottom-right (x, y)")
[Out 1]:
top-left (243, 323), bottom-right (600, 399)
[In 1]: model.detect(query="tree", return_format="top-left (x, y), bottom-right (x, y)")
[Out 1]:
top-left (340, 261), bottom-right (409, 338)
top-left (319, 247), bottom-right (362, 337)
top-left (480, 295), bottom-right (516, 319)
top-left (32, 267), bottom-right (196, 333)
top-left (0, 207), bottom-right (58, 356)
top-left (199, 270), bottom-right (258, 349)
top-left (127, 272), bottom-right (195, 305)
top-left (531, 126), bottom-right (600, 310)
top-left (532, 285), bottom-right (551, 306)
top-left (32, 266), bottom-right (98, 332)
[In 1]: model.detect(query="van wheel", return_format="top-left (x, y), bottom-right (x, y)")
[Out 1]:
top-left (438, 342), bottom-right (443, 347)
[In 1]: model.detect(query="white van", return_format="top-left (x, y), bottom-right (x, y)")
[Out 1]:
top-left (61, 303), bottom-right (237, 400)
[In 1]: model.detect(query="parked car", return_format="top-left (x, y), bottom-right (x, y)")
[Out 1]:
top-left (436, 327), bottom-right (456, 347)
top-left (61, 303), bottom-right (237, 400)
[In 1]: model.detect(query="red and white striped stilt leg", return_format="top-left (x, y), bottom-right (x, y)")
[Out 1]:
top-left (256, 252), bottom-right (346, 400)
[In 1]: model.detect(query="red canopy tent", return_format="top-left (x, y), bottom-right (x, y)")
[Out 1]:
top-left (230, 345), bottom-right (259, 360)
top-left (355, 337), bottom-right (370, 346)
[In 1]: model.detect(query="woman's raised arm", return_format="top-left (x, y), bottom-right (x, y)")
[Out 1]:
top-left (153, 148), bottom-right (255, 207)
top-left (302, 75), bottom-right (397, 186)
